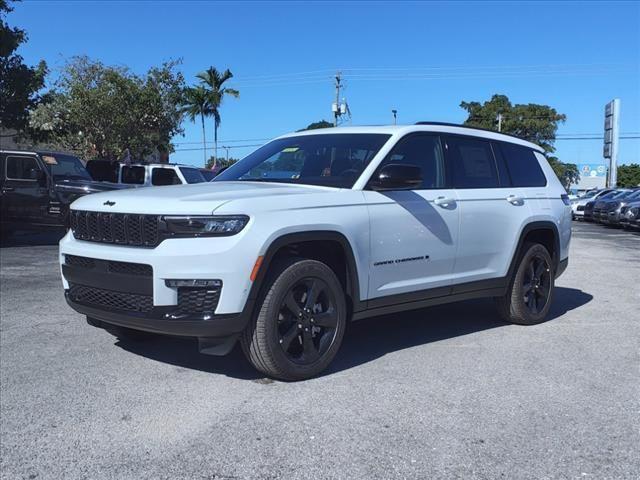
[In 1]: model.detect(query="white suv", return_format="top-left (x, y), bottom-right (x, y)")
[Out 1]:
top-left (59, 123), bottom-right (571, 380)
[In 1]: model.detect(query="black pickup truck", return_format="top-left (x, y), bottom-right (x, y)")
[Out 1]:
top-left (0, 150), bottom-right (128, 239)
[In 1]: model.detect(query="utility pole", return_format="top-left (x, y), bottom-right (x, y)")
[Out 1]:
top-left (333, 72), bottom-right (342, 126)
top-left (392, 109), bottom-right (397, 125)
top-left (497, 113), bottom-right (503, 132)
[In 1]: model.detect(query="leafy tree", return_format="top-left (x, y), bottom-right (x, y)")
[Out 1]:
top-left (28, 56), bottom-right (185, 161)
top-left (460, 94), bottom-right (566, 153)
top-left (195, 67), bottom-right (239, 168)
top-left (0, 0), bottom-right (47, 132)
top-left (181, 85), bottom-right (213, 166)
top-left (547, 156), bottom-right (580, 190)
top-left (206, 155), bottom-right (238, 170)
top-left (298, 120), bottom-right (333, 131)
top-left (617, 163), bottom-right (640, 187)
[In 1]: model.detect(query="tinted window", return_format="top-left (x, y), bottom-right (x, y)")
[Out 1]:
top-left (179, 167), bottom-right (206, 184)
top-left (121, 166), bottom-right (146, 184)
top-left (215, 134), bottom-right (391, 188)
top-left (151, 168), bottom-right (181, 186)
top-left (6, 155), bottom-right (40, 180)
top-left (499, 143), bottom-right (547, 187)
top-left (376, 134), bottom-right (445, 189)
top-left (446, 136), bottom-right (499, 188)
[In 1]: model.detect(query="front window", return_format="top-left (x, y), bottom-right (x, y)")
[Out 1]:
top-left (40, 153), bottom-right (92, 182)
top-left (215, 133), bottom-right (391, 188)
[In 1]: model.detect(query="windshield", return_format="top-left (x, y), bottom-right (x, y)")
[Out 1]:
top-left (40, 153), bottom-right (92, 182)
top-left (179, 167), bottom-right (206, 184)
top-left (215, 133), bottom-right (392, 188)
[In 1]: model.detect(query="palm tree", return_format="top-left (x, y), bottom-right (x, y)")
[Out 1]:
top-left (196, 67), bottom-right (239, 168)
top-left (180, 85), bottom-right (213, 166)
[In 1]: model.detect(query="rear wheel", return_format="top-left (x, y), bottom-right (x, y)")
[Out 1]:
top-left (496, 243), bottom-right (554, 325)
top-left (241, 258), bottom-right (347, 381)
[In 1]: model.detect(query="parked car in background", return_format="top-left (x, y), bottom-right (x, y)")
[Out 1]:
top-left (619, 201), bottom-right (640, 230)
top-left (0, 150), bottom-right (128, 239)
top-left (620, 202), bottom-right (640, 230)
top-left (583, 190), bottom-right (622, 221)
top-left (119, 163), bottom-right (207, 186)
top-left (86, 161), bottom-right (207, 186)
top-left (571, 188), bottom-right (615, 220)
top-left (592, 189), bottom-right (633, 223)
top-left (595, 189), bottom-right (640, 226)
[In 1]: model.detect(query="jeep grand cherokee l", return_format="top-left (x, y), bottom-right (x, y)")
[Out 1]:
top-left (59, 123), bottom-right (571, 380)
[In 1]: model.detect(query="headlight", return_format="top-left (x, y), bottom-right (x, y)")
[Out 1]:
top-left (163, 215), bottom-right (249, 236)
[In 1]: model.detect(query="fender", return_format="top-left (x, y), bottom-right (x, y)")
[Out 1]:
top-left (243, 230), bottom-right (365, 320)
top-left (507, 220), bottom-right (561, 281)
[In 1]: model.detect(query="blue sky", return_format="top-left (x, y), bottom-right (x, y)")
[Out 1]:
top-left (11, 0), bottom-right (640, 166)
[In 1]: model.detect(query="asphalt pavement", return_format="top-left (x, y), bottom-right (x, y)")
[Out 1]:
top-left (1, 222), bottom-right (638, 479)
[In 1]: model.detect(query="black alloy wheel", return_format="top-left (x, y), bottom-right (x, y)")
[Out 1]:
top-left (522, 253), bottom-right (552, 315)
top-left (277, 277), bottom-right (339, 365)
top-left (241, 258), bottom-right (347, 381)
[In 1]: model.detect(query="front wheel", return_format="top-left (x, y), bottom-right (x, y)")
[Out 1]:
top-left (496, 243), bottom-right (554, 325)
top-left (241, 258), bottom-right (347, 381)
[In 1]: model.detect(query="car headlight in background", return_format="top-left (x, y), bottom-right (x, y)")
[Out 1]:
top-left (163, 215), bottom-right (249, 236)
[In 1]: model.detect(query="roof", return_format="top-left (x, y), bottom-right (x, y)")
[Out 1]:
top-left (279, 123), bottom-right (545, 153)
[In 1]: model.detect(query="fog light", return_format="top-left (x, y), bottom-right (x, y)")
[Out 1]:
top-left (165, 279), bottom-right (222, 288)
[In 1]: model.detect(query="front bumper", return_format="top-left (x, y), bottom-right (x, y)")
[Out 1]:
top-left (65, 292), bottom-right (247, 338)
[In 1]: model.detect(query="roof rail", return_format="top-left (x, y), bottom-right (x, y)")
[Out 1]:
top-left (414, 121), bottom-right (539, 147)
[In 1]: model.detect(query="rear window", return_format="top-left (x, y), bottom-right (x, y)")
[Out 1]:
top-left (499, 143), bottom-right (547, 187)
top-left (446, 136), bottom-right (499, 189)
top-left (121, 166), bottom-right (146, 184)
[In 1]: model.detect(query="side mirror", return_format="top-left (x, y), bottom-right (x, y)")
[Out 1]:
top-left (371, 163), bottom-right (422, 191)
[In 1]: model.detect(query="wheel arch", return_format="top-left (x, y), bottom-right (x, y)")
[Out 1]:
top-left (508, 221), bottom-right (560, 280)
top-left (245, 231), bottom-right (365, 319)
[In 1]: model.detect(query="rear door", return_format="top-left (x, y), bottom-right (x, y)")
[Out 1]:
top-left (444, 135), bottom-right (527, 287)
top-left (2, 153), bottom-right (49, 226)
top-left (364, 133), bottom-right (460, 301)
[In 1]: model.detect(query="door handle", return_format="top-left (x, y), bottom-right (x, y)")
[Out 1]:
top-left (434, 196), bottom-right (455, 208)
top-left (2, 187), bottom-right (14, 193)
top-left (506, 194), bottom-right (523, 205)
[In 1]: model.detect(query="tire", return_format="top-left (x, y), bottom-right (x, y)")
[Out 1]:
top-left (496, 243), bottom-right (555, 325)
top-left (241, 258), bottom-right (347, 381)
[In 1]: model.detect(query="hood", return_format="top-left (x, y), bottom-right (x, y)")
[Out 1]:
top-left (55, 179), bottom-right (132, 194)
top-left (69, 181), bottom-right (336, 215)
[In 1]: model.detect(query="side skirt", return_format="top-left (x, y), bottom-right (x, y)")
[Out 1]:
top-left (353, 278), bottom-right (507, 321)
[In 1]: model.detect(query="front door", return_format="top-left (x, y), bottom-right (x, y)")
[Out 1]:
top-left (364, 133), bottom-right (459, 303)
top-left (1, 153), bottom-right (49, 227)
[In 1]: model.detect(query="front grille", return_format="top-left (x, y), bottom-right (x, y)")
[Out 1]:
top-left (69, 284), bottom-right (153, 313)
top-left (577, 205), bottom-right (585, 211)
top-left (70, 210), bottom-right (160, 247)
top-left (65, 255), bottom-right (152, 277)
top-left (178, 288), bottom-right (221, 314)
